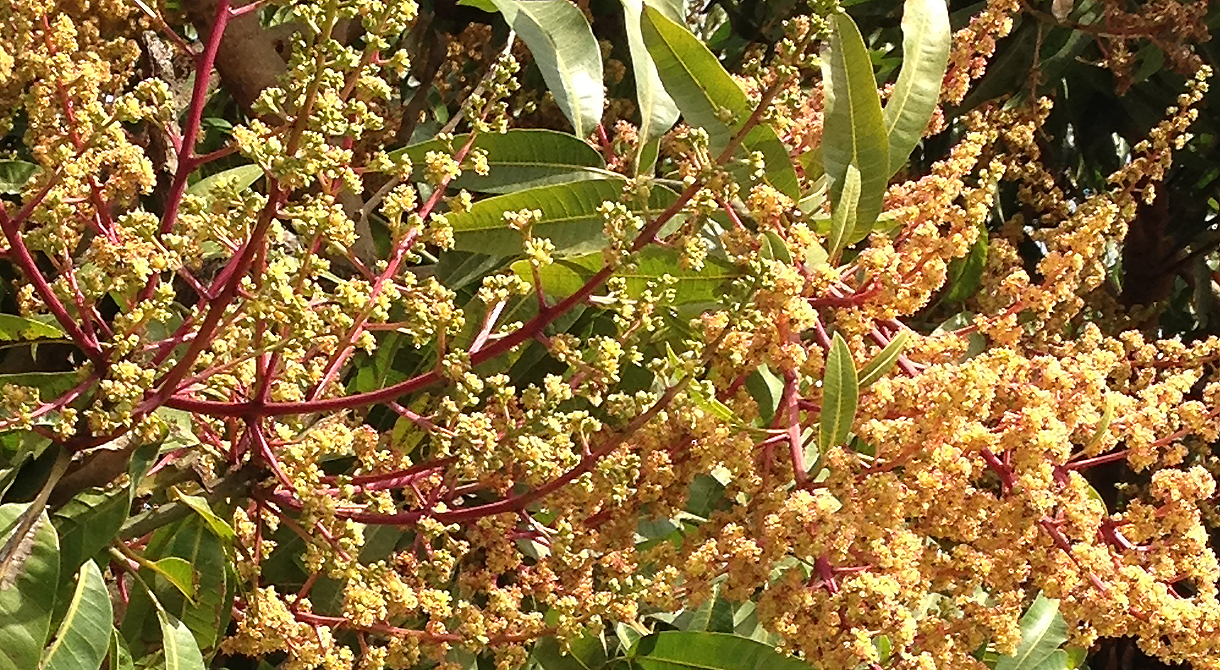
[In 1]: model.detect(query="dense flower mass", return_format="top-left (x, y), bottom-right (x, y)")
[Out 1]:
top-left (0, 1), bottom-right (1219, 670)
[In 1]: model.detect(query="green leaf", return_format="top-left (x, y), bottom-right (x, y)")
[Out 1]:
top-left (0, 503), bottom-right (60, 670)
top-left (858, 330), bottom-right (911, 388)
top-left (994, 594), bottom-right (1068, 670)
top-left (640, 6), bottom-right (799, 199)
top-left (532, 632), bottom-right (608, 670)
top-left (819, 333), bottom-right (859, 450)
top-left (882, 0), bottom-right (951, 177)
top-left (1083, 394), bottom-right (1115, 453)
top-left (55, 486), bottom-right (130, 578)
top-left (746, 364), bottom-right (783, 425)
top-left (122, 517), bottom-right (230, 657)
top-left (185, 164), bottom-right (263, 199)
top-left (0, 314), bottom-right (66, 341)
top-left (107, 628), bottom-right (133, 670)
top-left (40, 560), bottom-right (113, 670)
top-left (0, 160), bottom-right (40, 194)
top-left (447, 179), bottom-right (675, 257)
top-left (171, 489), bottom-right (236, 542)
top-left (822, 11), bottom-right (888, 230)
top-left (629, 631), bottom-right (815, 670)
top-left (825, 164), bottom-right (860, 261)
top-left (0, 372), bottom-right (80, 399)
top-left (941, 223), bottom-right (988, 303)
top-left (490, 0), bottom-right (603, 137)
top-left (147, 557), bottom-right (196, 603)
top-left (515, 246), bottom-right (741, 304)
top-left (620, 0), bottom-right (682, 160)
top-left (157, 610), bottom-right (205, 670)
top-left (390, 129), bottom-right (615, 193)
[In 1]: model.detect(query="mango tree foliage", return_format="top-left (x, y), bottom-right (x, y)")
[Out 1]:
top-left (0, 0), bottom-right (1218, 670)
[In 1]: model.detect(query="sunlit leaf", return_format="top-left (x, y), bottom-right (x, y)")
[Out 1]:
top-left (0, 314), bottom-right (65, 341)
top-left (620, 0), bottom-right (682, 164)
top-left (819, 333), bottom-right (859, 450)
top-left (390, 129), bottom-right (615, 193)
top-left (41, 560), bottom-right (113, 670)
top-left (883, 0), bottom-right (951, 177)
top-left (490, 0), bottom-right (604, 137)
top-left (858, 330), bottom-right (911, 388)
top-left (640, 6), bottom-right (799, 199)
top-left (826, 164), bottom-right (860, 261)
top-left (0, 504), bottom-right (59, 670)
top-left (514, 246), bottom-right (740, 304)
top-left (629, 631), bottom-right (815, 670)
top-left (157, 610), bottom-right (205, 670)
top-left (447, 179), bottom-right (675, 256)
top-left (822, 12), bottom-right (888, 231)
top-left (994, 594), bottom-right (1069, 670)
top-left (185, 164), bottom-right (263, 199)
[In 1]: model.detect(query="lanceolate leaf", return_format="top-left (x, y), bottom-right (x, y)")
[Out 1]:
top-left (447, 179), bottom-right (676, 257)
top-left (157, 610), bottom-right (206, 670)
top-left (858, 330), bottom-right (911, 388)
top-left (882, 0), bottom-right (951, 177)
top-left (41, 560), bottom-right (113, 670)
top-left (0, 504), bottom-right (60, 670)
top-left (0, 313), bottom-right (66, 341)
top-left (54, 486), bottom-right (130, 600)
top-left (819, 333), bottom-right (859, 450)
top-left (1083, 394), bottom-right (1116, 453)
top-left (122, 517), bottom-right (230, 657)
top-left (620, 0), bottom-right (682, 162)
top-left (490, 0), bottom-right (604, 137)
top-left (185, 164), bottom-right (263, 198)
top-left (513, 246), bottom-right (742, 304)
top-left (629, 631), bottom-right (815, 670)
top-left (822, 12), bottom-right (888, 230)
top-left (390, 129), bottom-right (616, 193)
top-left (640, 6), bottom-right (800, 199)
top-left (995, 594), bottom-right (1069, 670)
top-left (826, 164), bottom-right (860, 261)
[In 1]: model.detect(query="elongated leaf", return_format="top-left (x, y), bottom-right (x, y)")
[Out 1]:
top-left (819, 333), bottom-right (859, 450)
top-left (157, 610), bottom-right (205, 670)
top-left (185, 164), bottom-right (263, 198)
top-left (858, 330), bottom-right (911, 388)
top-left (941, 222), bottom-right (988, 303)
top-left (0, 314), bottom-right (65, 341)
top-left (882, 0), bottom-right (951, 177)
top-left (514, 246), bottom-right (741, 304)
top-left (620, 0), bottom-right (682, 161)
top-left (826, 164), bottom-right (860, 261)
top-left (491, 0), bottom-right (603, 137)
top-left (640, 7), bottom-right (799, 199)
top-left (122, 517), bottom-right (229, 657)
top-left (0, 160), bottom-right (40, 194)
top-left (532, 632), bottom-right (608, 670)
top-left (171, 489), bottom-right (235, 542)
top-left (994, 594), bottom-right (1068, 670)
top-left (0, 503), bottom-right (60, 670)
top-left (447, 179), bottom-right (675, 256)
top-left (822, 12), bottom-right (888, 230)
top-left (41, 560), bottom-right (113, 670)
top-left (1083, 394), bottom-right (1115, 453)
top-left (107, 628), bottom-right (133, 670)
top-left (629, 632), bottom-right (814, 670)
top-left (0, 372), bottom-right (80, 399)
top-left (390, 129), bottom-right (616, 193)
top-left (55, 486), bottom-right (130, 578)
top-left (148, 557), bottom-right (196, 603)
